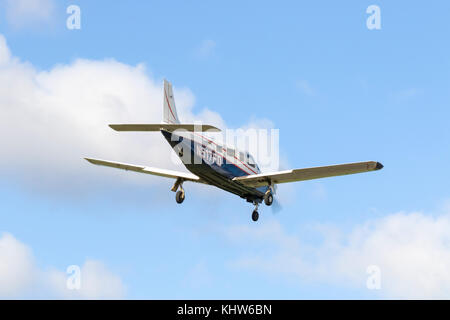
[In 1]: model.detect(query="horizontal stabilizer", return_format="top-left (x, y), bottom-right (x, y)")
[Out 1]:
top-left (109, 123), bottom-right (221, 132)
top-left (233, 161), bottom-right (383, 187)
top-left (85, 158), bottom-right (203, 182)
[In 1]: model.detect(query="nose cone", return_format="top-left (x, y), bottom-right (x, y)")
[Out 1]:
top-left (375, 162), bottom-right (384, 170)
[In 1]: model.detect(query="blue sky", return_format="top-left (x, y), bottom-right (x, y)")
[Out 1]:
top-left (0, 0), bottom-right (450, 299)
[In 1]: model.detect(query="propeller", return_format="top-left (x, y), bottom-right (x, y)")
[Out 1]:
top-left (269, 184), bottom-right (282, 214)
top-left (271, 197), bottom-right (283, 214)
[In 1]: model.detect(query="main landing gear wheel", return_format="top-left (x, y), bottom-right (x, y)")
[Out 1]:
top-left (264, 192), bottom-right (273, 206)
top-left (251, 202), bottom-right (260, 222)
top-left (176, 190), bottom-right (185, 204)
top-left (252, 210), bottom-right (259, 222)
top-left (172, 178), bottom-right (186, 204)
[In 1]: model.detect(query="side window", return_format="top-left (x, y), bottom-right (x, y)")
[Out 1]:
top-left (216, 145), bottom-right (222, 153)
top-left (227, 148), bottom-right (235, 157)
top-left (239, 152), bottom-right (245, 162)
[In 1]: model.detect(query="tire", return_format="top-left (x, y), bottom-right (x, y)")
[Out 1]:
top-left (176, 190), bottom-right (185, 204)
top-left (264, 193), bottom-right (273, 206)
top-left (252, 210), bottom-right (259, 222)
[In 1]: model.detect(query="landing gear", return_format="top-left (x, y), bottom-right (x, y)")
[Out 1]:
top-left (176, 190), bottom-right (185, 204)
top-left (252, 210), bottom-right (259, 222)
top-left (264, 183), bottom-right (274, 206)
top-left (251, 202), bottom-right (259, 222)
top-left (264, 192), bottom-right (273, 206)
top-left (172, 178), bottom-right (185, 204)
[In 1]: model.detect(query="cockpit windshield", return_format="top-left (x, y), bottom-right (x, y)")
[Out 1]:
top-left (246, 153), bottom-right (257, 169)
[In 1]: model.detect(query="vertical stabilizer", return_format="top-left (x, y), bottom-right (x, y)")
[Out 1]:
top-left (163, 79), bottom-right (180, 124)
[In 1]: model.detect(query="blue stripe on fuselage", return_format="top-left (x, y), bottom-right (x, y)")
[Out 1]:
top-left (160, 130), bottom-right (268, 199)
top-left (161, 130), bottom-right (250, 178)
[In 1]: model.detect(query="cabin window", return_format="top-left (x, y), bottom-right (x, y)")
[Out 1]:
top-left (247, 154), bottom-right (256, 168)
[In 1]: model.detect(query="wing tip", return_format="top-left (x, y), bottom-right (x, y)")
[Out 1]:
top-left (368, 161), bottom-right (384, 171)
top-left (372, 161), bottom-right (384, 171)
top-left (84, 157), bottom-right (98, 164)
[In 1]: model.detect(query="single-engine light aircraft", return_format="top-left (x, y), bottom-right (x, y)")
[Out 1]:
top-left (85, 80), bottom-right (383, 221)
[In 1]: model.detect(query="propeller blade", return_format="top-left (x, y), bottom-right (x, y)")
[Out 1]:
top-left (271, 197), bottom-right (283, 214)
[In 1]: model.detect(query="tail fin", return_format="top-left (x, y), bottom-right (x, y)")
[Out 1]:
top-left (163, 79), bottom-right (180, 124)
top-left (108, 79), bottom-right (221, 133)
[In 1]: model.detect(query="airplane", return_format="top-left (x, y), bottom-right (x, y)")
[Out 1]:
top-left (85, 80), bottom-right (383, 222)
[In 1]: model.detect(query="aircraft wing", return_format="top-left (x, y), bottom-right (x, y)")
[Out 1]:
top-left (233, 161), bottom-right (383, 188)
top-left (85, 158), bottom-right (204, 182)
top-left (109, 124), bottom-right (221, 132)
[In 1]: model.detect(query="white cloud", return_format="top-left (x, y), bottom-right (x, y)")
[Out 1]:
top-left (0, 34), bottom-right (227, 192)
top-left (47, 260), bottom-right (126, 299)
top-left (0, 35), bottom-right (11, 64)
top-left (225, 210), bottom-right (450, 299)
top-left (3, 0), bottom-right (55, 28)
top-left (0, 232), bottom-right (125, 299)
top-left (0, 34), bottom-right (279, 196)
top-left (0, 233), bottom-right (35, 297)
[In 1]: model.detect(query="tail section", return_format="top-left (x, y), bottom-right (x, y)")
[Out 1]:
top-left (163, 79), bottom-right (180, 124)
top-left (107, 79), bottom-right (221, 133)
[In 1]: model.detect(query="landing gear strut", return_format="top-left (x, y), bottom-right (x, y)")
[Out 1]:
top-left (251, 202), bottom-right (259, 222)
top-left (172, 178), bottom-right (185, 204)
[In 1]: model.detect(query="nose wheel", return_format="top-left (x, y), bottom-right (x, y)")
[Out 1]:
top-left (251, 202), bottom-right (260, 222)
top-left (252, 210), bottom-right (259, 222)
